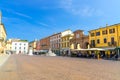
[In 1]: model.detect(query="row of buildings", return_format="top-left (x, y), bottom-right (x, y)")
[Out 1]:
top-left (35, 29), bottom-right (89, 55)
top-left (1, 11), bottom-right (120, 56)
top-left (35, 24), bottom-right (120, 56)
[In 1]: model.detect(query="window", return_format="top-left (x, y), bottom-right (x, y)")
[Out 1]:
top-left (19, 47), bottom-right (21, 49)
top-left (67, 42), bottom-right (69, 47)
top-left (96, 32), bottom-right (100, 36)
top-left (91, 40), bottom-right (95, 47)
top-left (111, 37), bottom-right (114, 44)
top-left (15, 47), bottom-right (17, 50)
top-left (109, 28), bottom-right (115, 34)
top-left (91, 33), bottom-right (95, 37)
top-left (59, 39), bottom-right (61, 42)
top-left (104, 38), bottom-right (107, 43)
top-left (76, 34), bottom-right (80, 38)
top-left (97, 39), bottom-right (100, 44)
top-left (65, 43), bottom-right (66, 47)
top-left (15, 43), bottom-right (17, 45)
top-left (102, 30), bottom-right (107, 35)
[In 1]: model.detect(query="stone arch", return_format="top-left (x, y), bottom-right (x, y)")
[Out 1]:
top-left (84, 42), bottom-right (89, 49)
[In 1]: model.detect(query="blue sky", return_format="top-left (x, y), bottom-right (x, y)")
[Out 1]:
top-left (0, 0), bottom-right (120, 41)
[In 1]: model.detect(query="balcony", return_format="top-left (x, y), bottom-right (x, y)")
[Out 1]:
top-left (108, 41), bottom-right (117, 46)
top-left (90, 44), bottom-right (96, 48)
top-left (113, 41), bottom-right (117, 46)
top-left (108, 42), bottom-right (112, 46)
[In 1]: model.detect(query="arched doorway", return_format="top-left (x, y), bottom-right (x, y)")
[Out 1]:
top-left (84, 42), bottom-right (89, 49)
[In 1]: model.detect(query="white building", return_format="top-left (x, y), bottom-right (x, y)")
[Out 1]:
top-left (12, 40), bottom-right (28, 54)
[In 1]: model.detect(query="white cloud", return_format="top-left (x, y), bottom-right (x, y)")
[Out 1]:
top-left (2, 17), bottom-right (30, 25)
top-left (37, 22), bottom-right (49, 27)
top-left (4, 8), bottom-right (32, 19)
top-left (60, 0), bottom-right (104, 17)
top-left (13, 11), bottom-right (32, 19)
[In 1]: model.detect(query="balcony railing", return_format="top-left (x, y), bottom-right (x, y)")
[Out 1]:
top-left (108, 41), bottom-right (117, 46)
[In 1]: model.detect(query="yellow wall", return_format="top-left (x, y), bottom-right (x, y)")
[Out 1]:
top-left (0, 25), bottom-right (6, 40)
top-left (29, 41), bottom-right (37, 51)
top-left (6, 39), bottom-right (12, 51)
top-left (89, 24), bottom-right (120, 48)
top-left (0, 24), bottom-right (7, 53)
top-left (61, 35), bottom-right (70, 48)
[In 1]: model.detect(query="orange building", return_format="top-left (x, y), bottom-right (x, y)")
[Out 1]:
top-left (39, 36), bottom-right (50, 50)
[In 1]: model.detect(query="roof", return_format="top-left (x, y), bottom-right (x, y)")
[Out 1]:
top-left (73, 30), bottom-right (83, 33)
top-left (49, 32), bottom-right (61, 37)
top-left (12, 40), bottom-right (28, 42)
top-left (89, 23), bottom-right (120, 32)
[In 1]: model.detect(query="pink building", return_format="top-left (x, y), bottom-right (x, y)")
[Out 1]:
top-left (50, 33), bottom-right (61, 55)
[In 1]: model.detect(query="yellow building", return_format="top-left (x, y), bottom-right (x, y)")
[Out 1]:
top-left (89, 24), bottom-right (120, 48)
top-left (0, 11), bottom-right (7, 54)
top-left (6, 39), bottom-right (12, 51)
top-left (61, 30), bottom-right (74, 52)
top-left (29, 39), bottom-right (38, 51)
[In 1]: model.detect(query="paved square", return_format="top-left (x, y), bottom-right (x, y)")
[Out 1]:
top-left (0, 54), bottom-right (120, 80)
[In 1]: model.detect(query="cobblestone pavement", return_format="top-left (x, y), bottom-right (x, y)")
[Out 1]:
top-left (0, 54), bottom-right (120, 80)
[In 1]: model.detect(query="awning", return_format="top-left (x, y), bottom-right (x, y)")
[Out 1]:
top-left (114, 47), bottom-right (120, 50)
top-left (34, 50), bottom-right (48, 52)
top-left (61, 48), bottom-right (70, 51)
top-left (71, 47), bottom-right (116, 51)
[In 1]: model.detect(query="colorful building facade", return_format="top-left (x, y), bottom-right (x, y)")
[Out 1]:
top-left (89, 24), bottom-right (120, 48)
top-left (61, 30), bottom-right (74, 55)
top-left (6, 39), bottom-right (12, 51)
top-left (70, 30), bottom-right (89, 49)
top-left (29, 39), bottom-right (38, 51)
top-left (0, 11), bottom-right (7, 54)
top-left (36, 40), bottom-right (41, 50)
top-left (12, 40), bottom-right (28, 54)
top-left (39, 36), bottom-right (50, 51)
top-left (50, 33), bottom-right (61, 55)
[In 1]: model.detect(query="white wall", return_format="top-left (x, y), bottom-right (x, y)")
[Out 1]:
top-left (12, 41), bottom-right (28, 54)
top-left (61, 30), bottom-right (72, 37)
